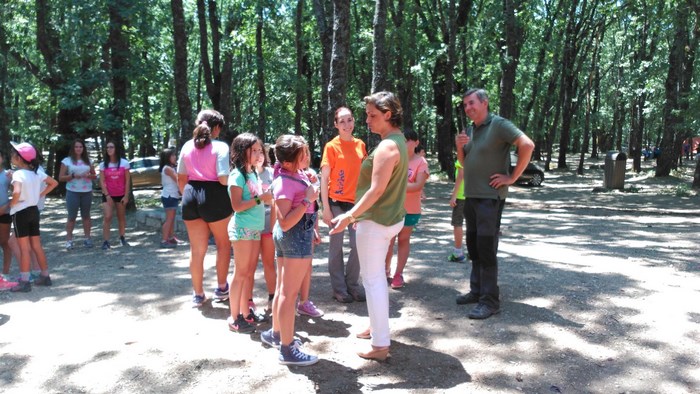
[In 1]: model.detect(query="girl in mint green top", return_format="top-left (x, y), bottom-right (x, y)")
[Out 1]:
top-left (226, 133), bottom-right (273, 334)
top-left (228, 168), bottom-right (265, 231)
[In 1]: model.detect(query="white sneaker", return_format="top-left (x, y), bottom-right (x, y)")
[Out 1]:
top-left (65, 240), bottom-right (74, 250)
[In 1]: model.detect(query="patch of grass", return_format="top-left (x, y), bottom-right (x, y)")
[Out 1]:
top-left (674, 183), bottom-right (693, 197)
top-left (138, 197), bottom-right (161, 208)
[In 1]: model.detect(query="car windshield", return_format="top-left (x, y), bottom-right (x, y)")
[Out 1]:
top-left (131, 158), bottom-right (155, 169)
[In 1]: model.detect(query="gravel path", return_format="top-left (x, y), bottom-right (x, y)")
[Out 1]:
top-left (1, 159), bottom-right (698, 393)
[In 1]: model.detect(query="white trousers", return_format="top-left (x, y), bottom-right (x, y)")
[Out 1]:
top-left (356, 219), bottom-right (404, 347)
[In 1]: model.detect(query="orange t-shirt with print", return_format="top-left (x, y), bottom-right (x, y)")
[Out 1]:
top-left (320, 136), bottom-right (367, 203)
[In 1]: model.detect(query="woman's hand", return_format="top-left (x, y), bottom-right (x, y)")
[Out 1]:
top-left (313, 228), bottom-right (321, 245)
top-left (329, 212), bottom-right (354, 235)
top-left (321, 208), bottom-right (334, 227)
top-left (305, 184), bottom-right (319, 201)
top-left (259, 190), bottom-right (273, 204)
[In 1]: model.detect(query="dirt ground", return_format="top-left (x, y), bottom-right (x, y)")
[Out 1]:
top-left (1, 157), bottom-right (699, 393)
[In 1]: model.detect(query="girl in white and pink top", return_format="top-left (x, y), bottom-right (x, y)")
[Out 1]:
top-left (99, 140), bottom-right (131, 250)
top-left (59, 138), bottom-right (96, 250)
top-left (176, 109), bottom-right (232, 307)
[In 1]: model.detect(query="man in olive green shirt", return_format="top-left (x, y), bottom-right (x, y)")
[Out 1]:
top-left (455, 88), bottom-right (534, 319)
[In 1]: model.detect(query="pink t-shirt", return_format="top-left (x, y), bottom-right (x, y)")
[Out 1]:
top-left (404, 156), bottom-right (429, 214)
top-left (99, 159), bottom-right (130, 196)
top-left (271, 170), bottom-right (314, 214)
top-left (177, 139), bottom-right (230, 181)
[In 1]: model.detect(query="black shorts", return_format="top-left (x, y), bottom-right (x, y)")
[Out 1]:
top-left (0, 213), bottom-right (11, 224)
top-left (181, 181), bottom-right (233, 223)
top-left (102, 195), bottom-right (125, 203)
top-left (12, 206), bottom-right (41, 238)
top-left (451, 199), bottom-right (465, 226)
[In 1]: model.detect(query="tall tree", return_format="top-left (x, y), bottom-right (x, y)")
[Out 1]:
top-left (255, 1), bottom-right (267, 140)
top-left (556, 0), bottom-right (600, 169)
top-left (371, 0), bottom-right (388, 93)
top-left (312, 0), bottom-right (333, 145)
top-left (327, 0), bottom-right (350, 144)
top-left (657, 0), bottom-right (699, 177)
top-left (196, 0), bottom-right (235, 141)
top-left (171, 0), bottom-right (193, 145)
top-left (498, 0), bottom-right (527, 120)
top-left (106, 0), bottom-right (132, 146)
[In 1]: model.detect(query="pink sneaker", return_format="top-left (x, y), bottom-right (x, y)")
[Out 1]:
top-left (390, 274), bottom-right (404, 289)
top-left (0, 276), bottom-right (18, 291)
top-left (297, 300), bottom-right (324, 317)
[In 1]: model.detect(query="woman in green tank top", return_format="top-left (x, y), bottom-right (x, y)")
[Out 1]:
top-left (330, 91), bottom-right (408, 361)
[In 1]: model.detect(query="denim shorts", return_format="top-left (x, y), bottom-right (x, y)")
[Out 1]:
top-left (161, 196), bottom-right (181, 210)
top-left (229, 226), bottom-right (261, 241)
top-left (273, 212), bottom-right (316, 259)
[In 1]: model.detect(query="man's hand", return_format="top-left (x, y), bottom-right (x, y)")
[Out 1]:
top-left (488, 173), bottom-right (514, 189)
top-left (455, 133), bottom-right (470, 149)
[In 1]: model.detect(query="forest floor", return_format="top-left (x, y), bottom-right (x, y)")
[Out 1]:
top-left (1, 156), bottom-right (699, 393)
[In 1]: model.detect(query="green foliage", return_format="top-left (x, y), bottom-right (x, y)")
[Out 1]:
top-left (1, 0), bottom-right (699, 176)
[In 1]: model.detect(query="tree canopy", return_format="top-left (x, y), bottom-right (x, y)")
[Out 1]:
top-left (1, 0), bottom-right (699, 186)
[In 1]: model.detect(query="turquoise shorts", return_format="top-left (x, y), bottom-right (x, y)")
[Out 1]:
top-left (229, 226), bottom-right (261, 241)
top-left (404, 213), bottom-right (421, 227)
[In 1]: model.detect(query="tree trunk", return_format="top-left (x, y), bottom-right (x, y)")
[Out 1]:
top-left (391, 0), bottom-right (416, 132)
top-left (312, 0), bottom-right (333, 145)
top-left (295, 0), bottom-right (305, 136)
top-left (107, 0), bottom-right (132, 132)
top-left (371, 0), bottom-right (388, 93)
top-left (0, 19), bottom-right (8, 151)
top-left (520, 0), bottom-right (561, 139)
top-left (499, 0), bottom-right (525, 120)
top-left (657, 3), bottom-right (698, 177)
top-left (171, 0), bottom-right (193, 145)
top-left (139, 56), bottom-right (156, 157)
top-left (327, 0), bottom-right (350, 144)
top-left (255, 3), bottom-right (267, 141)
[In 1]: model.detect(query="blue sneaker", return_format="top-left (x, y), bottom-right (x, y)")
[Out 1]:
top-left (261, 328), bottom-right (302, 349)
top-left (261, 328), bottom-right (280, 347)
top-left (192, 293), bottom-right (206, 307)
top-left (213, 283), bottom-right (229, 302)
top-left (279, 344), bottom-right (318, 366)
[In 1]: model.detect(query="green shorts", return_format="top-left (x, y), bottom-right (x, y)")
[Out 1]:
top-left (404, 213), bottom-right (421, 227)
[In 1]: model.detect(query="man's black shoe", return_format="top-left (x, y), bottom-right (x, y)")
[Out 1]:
top-left (468, 303), bottom-right (500, 319)
top-left (456, 293), bottom-right (479, 305)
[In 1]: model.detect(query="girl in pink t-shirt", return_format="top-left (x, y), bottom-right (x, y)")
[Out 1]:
top-left (261, 134), bottom-right (320, 366)
top-left (99, 140), bottom-right (131, 250)
top-left (385, 130), bottom-right (429, 289)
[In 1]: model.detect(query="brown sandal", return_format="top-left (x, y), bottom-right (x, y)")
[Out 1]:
top-left (356, 328), bottom-right (371, 339)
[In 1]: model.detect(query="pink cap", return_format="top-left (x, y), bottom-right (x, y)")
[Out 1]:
top-left (10, 142), bottom-right (37, 162)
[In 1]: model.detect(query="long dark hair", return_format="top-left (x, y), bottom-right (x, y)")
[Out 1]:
top-left (193, 109), bottom-right (225, 149)
top-left (69, 138), bottom-right (91, 165)
top-left (103, 140), bottom-right (124, 168)
top-left (159, 147), bottom-right (176, 172)
top-left (230, 133), bottom-right (260, 176)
